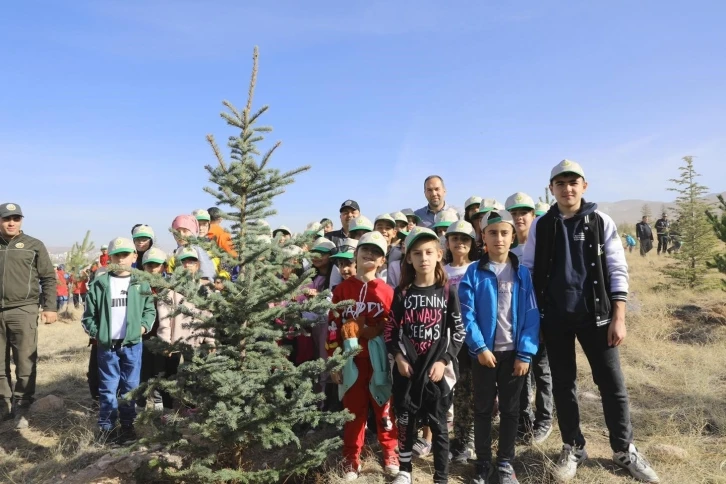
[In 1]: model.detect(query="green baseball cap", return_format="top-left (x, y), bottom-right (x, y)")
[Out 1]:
top-left (108, 237), bottom-right (136, 255)
top-left (142, 247), bottom-right (167, 265)
top-left (311, 238), bottom-right (336, 253)
top-left (464, 196), bottom-right (483, 210)
top-left (505, 192), bottom-right (536, 211)
top-left (273, 225), bottom-right (292, 237)
top-left (404, 226), bottom-right (439, 251)
top-left (357, 231), bottom-right (387, 255)
top-left (390, 211), bottom-right (408, 225)
top-left (401, 208), bottom-right (421, 224)
top-left (478, 199), bottom-right (505, 215)
top-left (132, 224), bottom-right (155, 240)
top-left (432, 209), bottom-right (459, 229)
top-left (534, 202), bottom-right (550, 216)
top-left (374, 213), bottom-right (396, 228)
top-left (445, 220), bottom-right (476, 240)
top-left (177, 247), bottom-right (199, 261)
top-left (349, 215), bottom-right (374, 232)
top-left (192, 209), bottom-right (211, 222)
top-left (331, 239), bottom-right (358, 260)
top-left (550, 159), bottom-right (585, 181)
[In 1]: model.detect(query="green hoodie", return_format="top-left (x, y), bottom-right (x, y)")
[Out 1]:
top-left (81, 272), bottom-right (155, 349)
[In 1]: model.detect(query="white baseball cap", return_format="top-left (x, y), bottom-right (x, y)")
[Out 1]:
top-left (550, 159), bottom-right (585, 181)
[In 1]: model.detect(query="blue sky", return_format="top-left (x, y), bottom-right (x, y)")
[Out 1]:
top-left (2, 0), bottom-right (725, 249)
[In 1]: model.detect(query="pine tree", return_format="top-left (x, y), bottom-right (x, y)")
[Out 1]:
top-left (641, 203), bottom-right (652, 219)
top-left (66, 230), bottom-right (95, 276)
top-left (663, 156), bottom-right (718, 288)
top-left (706, 194), bottom-right (726, 290)
top-left (137, 47), bottom-right (350, 482)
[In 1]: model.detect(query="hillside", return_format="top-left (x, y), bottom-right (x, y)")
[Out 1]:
top-left (597, 191), bottom-right (726, 225)
top-left (0, 255), bottom-right (725, 483)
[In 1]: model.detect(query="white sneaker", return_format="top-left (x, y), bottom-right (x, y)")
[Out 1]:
top-left (613, 444), bottom-right (660, 483)
top-left (392, 471), bottom-right (412, 484)
top-left (343, 463), bottom-right (360, 481)
top-left (552, 444), bottom-right (587, 482)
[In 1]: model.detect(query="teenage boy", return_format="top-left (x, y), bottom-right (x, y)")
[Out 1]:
top-left (82, 237), bottom-right (156, 444)
top-left (522, 160), bottom-right (659, 483)
top-left (505, 192), bottom-right (554, 444)
top-left (99, 245), bottom-right (110, 267)
top-left (459, 211), bottom-right (540, 484)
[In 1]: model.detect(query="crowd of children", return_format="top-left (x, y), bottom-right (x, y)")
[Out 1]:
top-left (72, 159), bottom-right (659, 484)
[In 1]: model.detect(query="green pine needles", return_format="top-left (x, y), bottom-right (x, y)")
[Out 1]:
top-left (662, 156), bottom-right (718, 288)
top-left (135, 47), bottom-right (351, 483)
top-left (706, 194), bottom-right (726, 290)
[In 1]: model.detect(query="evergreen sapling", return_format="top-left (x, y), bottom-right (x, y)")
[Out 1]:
top-left (135, 47), bottom-right (352, 483)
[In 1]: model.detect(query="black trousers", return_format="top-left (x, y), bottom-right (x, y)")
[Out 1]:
top-left (639, 238), bottom-right (652, 256)
top-left (543, 321), bottom-right (633, 452)
top-left (657, 234), bottom-right (669, 254)
top-left (519, 345), bottom-right (554, 428)
top-left (472, 351), bottom-right (526, 464)
top-left (398, 392), bottom-right (452, 483)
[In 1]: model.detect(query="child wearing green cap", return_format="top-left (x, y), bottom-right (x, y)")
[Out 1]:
top-left (443, 220), bottom-right (478, 463)
top-left (459, 212), bottom-right (540, 484)
top-left (192, 209), bottom-right (211, 236)
top-left (328, 231), bottom-right (398, 480)
top-left (385, 226), bottom-right (465, 484)
top-left (504, 192), bottom-right (554, 445)
top-left (82, 237), bottom-right (156, 445)
top-left (130, 224), bottom-right (155, 269)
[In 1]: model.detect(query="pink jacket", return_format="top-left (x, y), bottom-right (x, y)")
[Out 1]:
top-left (156, 291), bottom-right (214, 348)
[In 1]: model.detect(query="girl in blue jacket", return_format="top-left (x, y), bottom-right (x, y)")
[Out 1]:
top-left (458, 211), bottom-right (540, 484)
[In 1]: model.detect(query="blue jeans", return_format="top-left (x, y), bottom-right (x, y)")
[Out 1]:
top-left (97, 342), bottom-right (142, 430)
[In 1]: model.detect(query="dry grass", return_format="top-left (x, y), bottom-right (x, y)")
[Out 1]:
top-left (0, 307), bottom-right (118, 484)
top-left (2, 256), bottom-right (726, 483)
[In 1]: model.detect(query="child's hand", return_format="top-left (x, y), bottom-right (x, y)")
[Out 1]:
top-left (331, 371), bottom-right (342, 385)
top-left (303, 288), bottom-right (318, 298)
top-left (141, 327), bottom-right (147, 335)
top-left (428, 361), bottom-right (446, 382)
top-left (513, 359), bottom-right (530, 376)
top-left (395, 354), bottom-right (413, 378)
top-left (477, 350), bottom-right (497, 368)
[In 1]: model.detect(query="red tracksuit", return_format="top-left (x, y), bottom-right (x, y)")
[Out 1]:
top-left (329, 277), bottom-right (398, 469)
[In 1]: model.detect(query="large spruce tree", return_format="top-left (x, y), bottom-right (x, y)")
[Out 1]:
top-left (137, 47), bottom-right (350, 483)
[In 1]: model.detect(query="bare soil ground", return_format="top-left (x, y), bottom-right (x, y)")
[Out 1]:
top-left (1, 255), bottom-right (725, 483)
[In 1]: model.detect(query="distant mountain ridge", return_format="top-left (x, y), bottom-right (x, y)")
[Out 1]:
top-left (595, 191), bottom-right (725, 225)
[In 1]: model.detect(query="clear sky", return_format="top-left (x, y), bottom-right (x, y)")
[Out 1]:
top-left (2, 1), bottom-right (725, 249)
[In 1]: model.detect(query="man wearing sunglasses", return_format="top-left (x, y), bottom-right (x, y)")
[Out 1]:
top-left (0, 202), bottom-right (57, 429)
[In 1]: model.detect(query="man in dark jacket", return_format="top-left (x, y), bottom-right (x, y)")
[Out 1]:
top-left (0, 203), bottom-right (57, 429)
top-left (326, 200), bottom-right (360, 248)
top-left (522, 161), bottom-right (659, 483)
top-left (654, 213), bottom-right (670, 255)
top-left (635, 216), bottom-right (654, 257)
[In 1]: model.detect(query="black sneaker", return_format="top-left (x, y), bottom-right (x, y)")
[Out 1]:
top-left (95, 427), bottom-right (119, 446)
top-left (470, 462), bottom-right (493, 484)
top-left (117, 425), bottom-right (138, 446)
top-left (497, 462), bottom-right (520, 484)
top-left (532, 423), bottom-right (553, 444)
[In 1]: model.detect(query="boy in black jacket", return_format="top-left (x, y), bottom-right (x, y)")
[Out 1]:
top-left (523, 160), bottom-right (659, 483)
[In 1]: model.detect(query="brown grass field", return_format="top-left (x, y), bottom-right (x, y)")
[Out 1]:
top-left (1, 254), bottom-right (725, 483)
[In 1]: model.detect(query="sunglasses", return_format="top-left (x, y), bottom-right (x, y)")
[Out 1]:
top-left (2, 216), bottom-right (22, 222)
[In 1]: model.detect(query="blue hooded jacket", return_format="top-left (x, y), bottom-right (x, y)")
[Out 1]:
top-left (458, 252), bottom-right (540, 363)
